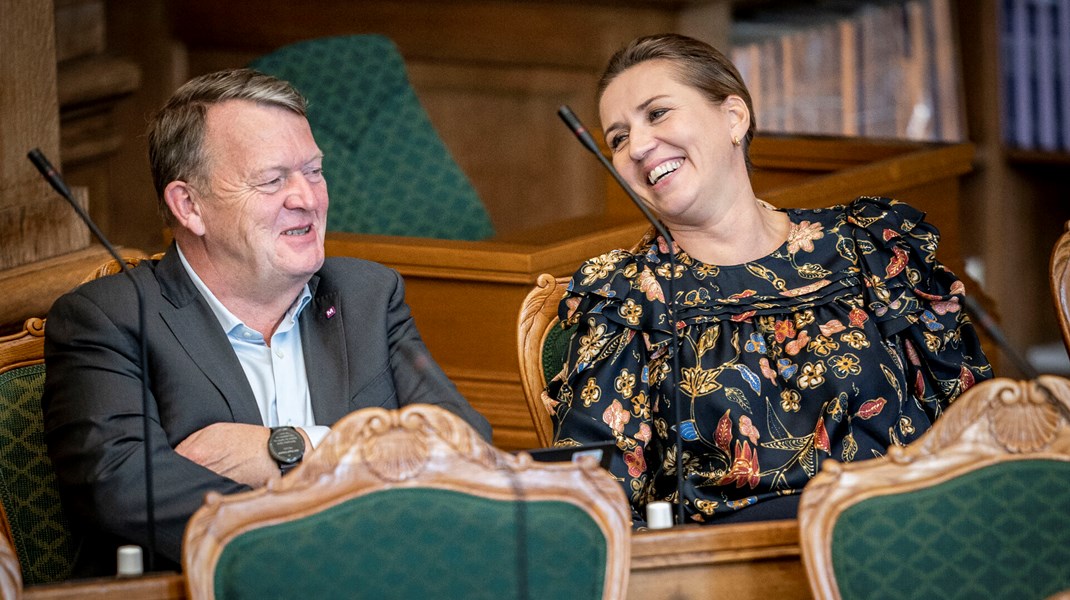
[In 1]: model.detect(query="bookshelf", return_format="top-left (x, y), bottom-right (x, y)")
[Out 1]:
top-left (956, 0), bottom-right (1070, 376)
top-left (726, 0), bottom-right (1070, 375)
top-left (729, 0), bottom-right (964, 143)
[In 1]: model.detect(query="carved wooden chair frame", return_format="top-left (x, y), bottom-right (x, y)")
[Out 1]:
top-left (182, 404), bottom-right (631, 599)
top-left (80, 253), bottom-right (163, 284)
top-left (1050, 222), bottom-right (1070, 357)
top-left (516, 273), bottom-right (570, 448)
top-left (798, 376), bottom-right (1070, 600)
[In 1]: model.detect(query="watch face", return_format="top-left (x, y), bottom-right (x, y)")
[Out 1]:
top-left (269, 427), bottom-right (305, 465)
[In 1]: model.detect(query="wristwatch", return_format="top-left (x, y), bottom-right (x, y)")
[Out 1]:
top-left (267, 426), bottom-right (306, 475)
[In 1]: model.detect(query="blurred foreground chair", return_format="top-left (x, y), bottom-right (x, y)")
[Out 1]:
top-left (249, 34), bottom-right (495, 240)
top-left (183, 404), bottom-right (631, 600)
top-left (0, 317), bottom-right (74, 586)
top-left (517, 274), bottom-right (572, 447)
top-left (799, 376), bottom-right (1070, 600)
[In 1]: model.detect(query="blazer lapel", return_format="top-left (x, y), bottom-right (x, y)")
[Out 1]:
top-left (155, 249), bottom-right (264, 425)
top-left (301, 274), bottom-right (350, 426)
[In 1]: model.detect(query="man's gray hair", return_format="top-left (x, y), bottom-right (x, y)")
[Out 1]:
top-left (147, 68), bottom-right (308, 225)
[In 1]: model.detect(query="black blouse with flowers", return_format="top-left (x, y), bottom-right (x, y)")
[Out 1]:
top-left (545, 197), bottom-right (992, 525)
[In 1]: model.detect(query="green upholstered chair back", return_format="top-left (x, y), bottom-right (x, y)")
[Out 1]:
top-left (542, 322), bottom-right (572, 387)
top-left (832, 460), bottom-right (1070, 600)
top-left (212, 488), bottom-right (608, 600)
top-left (799, 376), bottom-right (1070, 600)
top-left (248, 35), bottom-right (495, 241)
top-left (183, 404), bottom-right (631, 600)
top-left (0, 319), bottom-right (74, 586)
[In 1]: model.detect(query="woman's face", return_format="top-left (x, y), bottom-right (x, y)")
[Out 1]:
top-left (599, 59), bottom-right (745, 227)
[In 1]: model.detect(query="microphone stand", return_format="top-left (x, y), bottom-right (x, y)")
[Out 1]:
top-left (557, 106), bottom-right (687, 527)
top-left (961, 295), bottom-right (1038, 379)
top-left (27, 149), bottom-right (157, 571)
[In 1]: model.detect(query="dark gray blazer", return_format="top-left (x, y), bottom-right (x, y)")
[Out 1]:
top-left (43, 247), bottom-right (491, 575)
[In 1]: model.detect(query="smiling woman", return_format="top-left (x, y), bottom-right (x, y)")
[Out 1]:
top-left (544, 33), bottom-right (994, 529)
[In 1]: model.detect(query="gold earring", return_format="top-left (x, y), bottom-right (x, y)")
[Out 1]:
top-left (732, 136), bottom-right (741, 147)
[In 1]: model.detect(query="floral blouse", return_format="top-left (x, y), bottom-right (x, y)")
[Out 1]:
top-left (545, 197), bottom-right (992, 525)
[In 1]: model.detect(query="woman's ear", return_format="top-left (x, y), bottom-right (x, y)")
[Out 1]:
top-left (723, 94), bottom-right (751, 141)
top-left (163, 181), bottom-right (206, 236)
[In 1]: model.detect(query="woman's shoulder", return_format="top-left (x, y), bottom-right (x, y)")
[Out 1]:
top-left (567, 243), bottom-right (657, 294)
top-left (560, 241), bottom-right (677, 330)
top-left (788, 197), bottom-right (928, 231)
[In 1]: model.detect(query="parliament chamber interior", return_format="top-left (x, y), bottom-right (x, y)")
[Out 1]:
top-left (1, 1), bottom-right (1069, 598)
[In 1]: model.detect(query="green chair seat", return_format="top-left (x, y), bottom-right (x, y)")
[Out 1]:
top-left (542, 322), bottom-right (572, 386)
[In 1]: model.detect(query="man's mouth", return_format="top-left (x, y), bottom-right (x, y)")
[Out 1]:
top-left (283, 226), bottom-right (311, 236)
top-left (647, 160), bottom-right (683, 185)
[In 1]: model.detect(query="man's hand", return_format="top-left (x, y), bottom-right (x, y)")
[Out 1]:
top-left (175, 423), bottom-right (278, 487)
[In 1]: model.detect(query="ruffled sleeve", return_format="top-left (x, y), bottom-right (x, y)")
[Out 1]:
top-left (558, 244), bottom-right (679, 354)
top-left (546, 248), bottom-right (668, 526)
top-left (847, 197), bottom-right (992, 409)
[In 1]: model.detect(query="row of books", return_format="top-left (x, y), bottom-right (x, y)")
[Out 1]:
top-left (1002, 0), bottom-right (1070, 152)
top-left (730, 0), bottom-right (963, 142)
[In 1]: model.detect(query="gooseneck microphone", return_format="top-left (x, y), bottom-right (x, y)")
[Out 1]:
top-left (557, 107), bottom-right (675, 246)
top-left (27, 149), bottom-right (157, 572)
top-left (557, 106), bottom-right (686, 527)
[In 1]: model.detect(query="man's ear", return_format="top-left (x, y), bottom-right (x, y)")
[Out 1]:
top-left (723, 94), bottom-right (751, 141)
top-left (163, 181), bottom-right (206, 236)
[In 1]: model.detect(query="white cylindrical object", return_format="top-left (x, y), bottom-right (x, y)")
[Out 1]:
top-left (117, 545), bottom-right (143, 577)
top-left (646, 501), bottom-right (674, 530)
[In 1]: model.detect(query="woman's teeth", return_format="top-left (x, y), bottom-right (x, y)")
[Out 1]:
top-left (648, 160), bottom-right (682, 185)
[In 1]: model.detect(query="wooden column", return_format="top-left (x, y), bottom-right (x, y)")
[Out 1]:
top-left (0, 2), bottom-right (89, 272)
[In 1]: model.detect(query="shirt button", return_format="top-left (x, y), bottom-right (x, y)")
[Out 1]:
top-left (242, 331), bottom-right (252, 339)
top-left (275, 349), bottom-right (284, 359)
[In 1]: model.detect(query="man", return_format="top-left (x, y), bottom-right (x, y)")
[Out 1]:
top-left (43, 68), bottom-right (491, 576)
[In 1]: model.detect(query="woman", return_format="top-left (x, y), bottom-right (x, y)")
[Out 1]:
top-left (545, 33), bottom-right (992, 526)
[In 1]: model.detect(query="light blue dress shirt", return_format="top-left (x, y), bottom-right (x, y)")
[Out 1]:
top-left (176, 245), bottom-right (330, 449)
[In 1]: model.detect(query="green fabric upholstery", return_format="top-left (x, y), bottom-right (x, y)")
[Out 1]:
top-left (0, 364), bottom-right (74, 585)
top-left (542, 323), bottom-right (572, 386)
top-left (831, 460), bottom-right (1070, 600)
top-left (213, 488), bottom-right (607, 600)
top-left (249, 35), bottom-right (495, 241)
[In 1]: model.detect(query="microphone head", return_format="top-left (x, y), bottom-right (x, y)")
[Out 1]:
top-left (557, 105), bottom-right (602, 156)
top-left (27, 148), bottom-right (52, 174)
top-left (26, 147), bottom-right (73, 199)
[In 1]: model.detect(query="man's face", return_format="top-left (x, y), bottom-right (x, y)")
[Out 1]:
top-left (194, 100), bottom-right (328, 295)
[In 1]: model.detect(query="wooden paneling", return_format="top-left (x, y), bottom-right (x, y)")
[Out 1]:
top-left (0, 244), bottom-right (147, 333)
top-left (0, 1), bottom-right (87, 271)
top-left (630, 521), bottom-right (808, 600)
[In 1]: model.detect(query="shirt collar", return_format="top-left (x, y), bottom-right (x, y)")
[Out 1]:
top-left (175, 243), bottom-right (312, 339)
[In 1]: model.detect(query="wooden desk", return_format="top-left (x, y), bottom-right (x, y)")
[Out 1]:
top-left (326, 136), bottom-right (975, 451)
top-left (23, 521), bottom-right (807, 599)
top-left (630, 521), bottom-right (809, 600)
